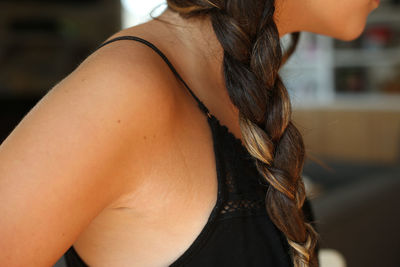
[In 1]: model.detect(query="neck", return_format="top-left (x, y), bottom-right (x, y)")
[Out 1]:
top-left (157, 8), bottom-right (224, 66)
top-left (155, 8), bottom-right (237, 114)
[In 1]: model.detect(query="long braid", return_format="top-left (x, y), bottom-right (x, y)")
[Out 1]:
top-left (163, 1), bottom-right (320, 266)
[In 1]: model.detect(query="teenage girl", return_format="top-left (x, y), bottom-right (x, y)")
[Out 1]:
top-left (0, 0), bottom-right (379, 266)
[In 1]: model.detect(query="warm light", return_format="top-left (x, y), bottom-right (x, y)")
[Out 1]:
top-left (121, 0), bottom-right (167, 28)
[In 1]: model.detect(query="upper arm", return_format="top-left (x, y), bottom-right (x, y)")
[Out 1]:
top-left (0, 41), bottom-right (178, 266)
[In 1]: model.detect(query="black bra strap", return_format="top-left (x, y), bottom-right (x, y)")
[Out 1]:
top-left (93, 35), bottom-right (212, 118)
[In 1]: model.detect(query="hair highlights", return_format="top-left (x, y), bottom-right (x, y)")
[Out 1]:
top-left (157, 1), bottom-right (320, 266)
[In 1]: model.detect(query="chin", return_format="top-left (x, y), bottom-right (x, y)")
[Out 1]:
top-left (334, 20), bottom-right (369, 41)
top-left (305, 20), bottom-right (367, 42)
top-left (337, 29), bottom-right (365, 41)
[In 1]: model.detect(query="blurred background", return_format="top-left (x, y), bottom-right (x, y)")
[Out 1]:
top-left (0, 0), bottom-right (398, 266)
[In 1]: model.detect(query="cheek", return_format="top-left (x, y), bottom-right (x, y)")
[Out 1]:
top-left (306, 0), bottom-right (375, 40)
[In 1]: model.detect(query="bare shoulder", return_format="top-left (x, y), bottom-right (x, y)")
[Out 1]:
top-left (50, 30), bottom-right (183, 187)
top-left (0, 28), bottom-right (180, 265)
top-left (72, 30), bottom-right (179, 112)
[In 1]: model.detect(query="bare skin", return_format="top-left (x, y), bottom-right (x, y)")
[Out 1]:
top-left (71, 12), bottom-right (228, 266)
top-left (275, 0), bottom-right (379, 40)
top-left (0, 1), bottom-right (379, 266)
top-left (71, 1), bottom-right (379, 263)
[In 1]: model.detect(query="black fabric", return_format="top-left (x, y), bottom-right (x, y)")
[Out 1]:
top-left (64, 36), bottom-right (319, 267)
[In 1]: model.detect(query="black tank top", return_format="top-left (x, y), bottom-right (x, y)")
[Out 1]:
top-left (64, 36), bottom-right (319, 267)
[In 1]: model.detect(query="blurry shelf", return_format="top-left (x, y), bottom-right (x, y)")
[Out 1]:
top-left (334, 48), bottom-right (400, 67)
top-left (0, 2), bottom-right (116, 16)
top-left (0, 0), bottom-right (121, 97)
top-left (0, 32), bottom-right (94, 47)
top-left (293, 93), bottom-right (400, 110)
top-left (367, 6), bottom-right (400, 23)
top-left (283, 1), bottom-right (400, 103)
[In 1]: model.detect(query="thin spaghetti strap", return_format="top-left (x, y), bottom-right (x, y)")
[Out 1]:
top-left (94, 35), bottom-right (212, 119)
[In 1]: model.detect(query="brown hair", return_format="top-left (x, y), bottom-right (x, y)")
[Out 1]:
top-left (153, 1), bottom-right (320, 266)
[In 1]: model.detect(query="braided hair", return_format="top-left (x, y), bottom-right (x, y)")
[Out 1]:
top-left (155, 1), bottom-right (320, 266)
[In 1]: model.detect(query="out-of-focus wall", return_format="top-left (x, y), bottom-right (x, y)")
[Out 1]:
top-left (0, 0), bottom-right (121, 97)
top-left (293, 107), bottom-right (400, 164)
